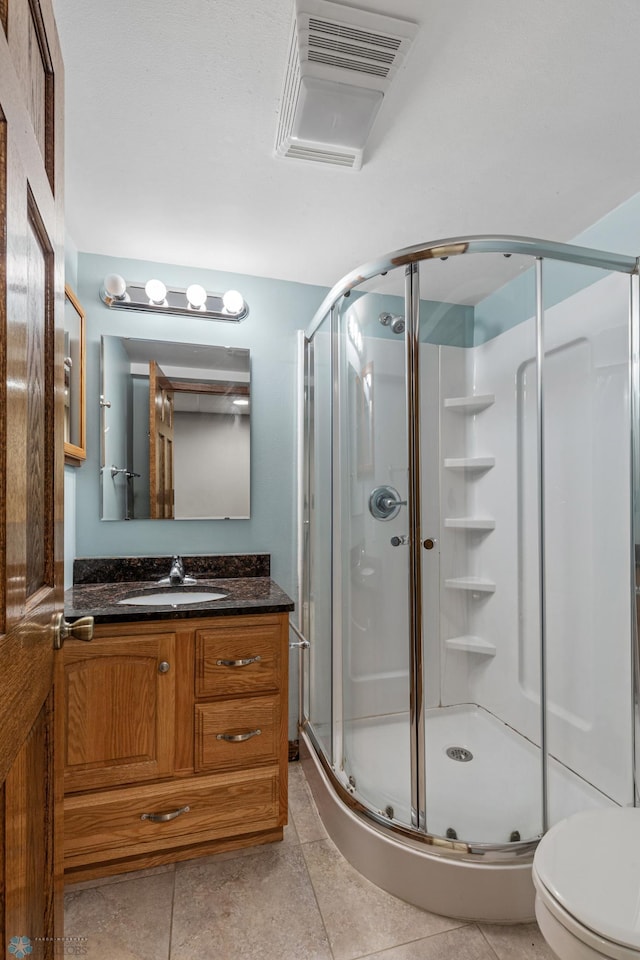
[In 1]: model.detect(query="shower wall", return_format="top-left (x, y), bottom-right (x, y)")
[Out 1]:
top-left (439, 270), bottom-right (632, 805)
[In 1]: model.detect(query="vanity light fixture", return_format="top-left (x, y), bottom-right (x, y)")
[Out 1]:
top-left (99, 274), bottom-right (249, 322)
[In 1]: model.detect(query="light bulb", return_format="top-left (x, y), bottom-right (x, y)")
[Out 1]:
top-left (233, 398), bottom-right (249, 406)
top-left (222, 289), bottom-right (244, 314)
top-left (186, 284), bottom-right (207, 309)
top-left (145, 278), bottom-right (167, 304)
top-left (103, 274), bottom-right (127, 299)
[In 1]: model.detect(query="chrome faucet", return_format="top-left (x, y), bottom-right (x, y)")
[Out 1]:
top-left (158, 555), bottom-right (197, 586)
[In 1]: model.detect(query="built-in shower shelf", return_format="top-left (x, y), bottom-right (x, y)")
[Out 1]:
top-left (444, 577), bottom-right (496, 594)
top-left (443, 457), bottom-right (495, 472)
top-left (446, 635), bottom-right (496, 656)
top-left (444, 518), bottom-right (496, 530)
top-left (443, 394), bottom-right (495, 413)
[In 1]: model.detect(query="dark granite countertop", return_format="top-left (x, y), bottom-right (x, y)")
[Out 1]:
top-left (65, 555), bottom-right (294, 624)
top-left (65, 577), bottom-right (294, 624)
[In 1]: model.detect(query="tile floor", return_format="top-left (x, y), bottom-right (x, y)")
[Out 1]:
top-left (65, 763), bottom-right (556, 960)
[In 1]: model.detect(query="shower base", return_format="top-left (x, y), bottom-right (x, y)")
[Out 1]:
top-left (301, 704), bottom-right (615, 922)
top-left (343, 704), bottom-right (613, 844)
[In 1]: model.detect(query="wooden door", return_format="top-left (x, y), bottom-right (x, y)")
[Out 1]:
top-left (0, 0), bottom-right (65, 954)
top-left (149, 361), bottom-right (175, 518)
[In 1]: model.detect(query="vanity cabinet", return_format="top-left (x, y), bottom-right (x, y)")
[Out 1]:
top-left (63, 612), bottom-right (289, 882)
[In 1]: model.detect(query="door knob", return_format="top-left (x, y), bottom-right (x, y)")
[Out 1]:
top-left (52, 612), bottom-right (94, 650)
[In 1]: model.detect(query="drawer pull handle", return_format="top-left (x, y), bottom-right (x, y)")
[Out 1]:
top-left (216, 656), bottom-right (261, 668)
top-left (216, 729), bottom-right (262, 743)
top-left (141, 805), bottom-right (190, 823)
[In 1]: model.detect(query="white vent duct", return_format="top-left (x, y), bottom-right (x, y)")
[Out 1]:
top-left (275, 0), bottom-right (418, 170)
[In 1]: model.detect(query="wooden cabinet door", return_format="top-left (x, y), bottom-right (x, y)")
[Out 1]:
top-left (0, 0), bottom-right (65, 953)
top-left (64, 633), bottom-right (176, 792)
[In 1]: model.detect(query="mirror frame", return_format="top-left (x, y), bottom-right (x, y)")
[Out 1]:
top-left (64, 285), bottom-right (87, 466)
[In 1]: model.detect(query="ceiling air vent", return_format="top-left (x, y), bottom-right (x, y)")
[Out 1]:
top-left (275, 0), bottom-right (417, 170)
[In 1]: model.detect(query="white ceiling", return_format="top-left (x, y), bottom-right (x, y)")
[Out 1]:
top-left (52, 0), bottom-right (640, 295)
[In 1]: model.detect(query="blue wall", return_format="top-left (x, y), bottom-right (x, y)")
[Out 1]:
top-left (474, 198), bottom-right (640, 345)
top-left (69, 193), bottom-right (640, 593)
top-left (72, 252), bottom-right (328, 602)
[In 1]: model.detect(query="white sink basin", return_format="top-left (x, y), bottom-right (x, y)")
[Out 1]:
top-left (118, 591), bottom-right (227, 606)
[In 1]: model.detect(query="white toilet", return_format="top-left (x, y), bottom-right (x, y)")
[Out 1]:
top-left (533, 807), bottom-right (640, 960)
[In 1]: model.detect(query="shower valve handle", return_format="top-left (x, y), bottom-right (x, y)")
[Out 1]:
top-left (369, 485), bottom-right (407, 521)
top-left (390, 535), bottom-right (409, 547)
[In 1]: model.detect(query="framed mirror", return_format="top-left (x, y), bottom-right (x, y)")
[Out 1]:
top-left (64, 285), bottom-right (87, 466)
top-left (100, 336), bottom-right (250, 520)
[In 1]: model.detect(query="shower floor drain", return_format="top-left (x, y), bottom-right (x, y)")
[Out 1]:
top-left (446, 746), bottom-right (473, 762)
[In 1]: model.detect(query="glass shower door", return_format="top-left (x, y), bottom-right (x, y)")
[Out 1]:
top-left (336, 278), bottom-right (413, 826)
top-left (305, 314), bottom-right (333, 760)
top-left (419, 253), bottom-right (545, 846)
top-left (540, 260), bottom-right (634, 822)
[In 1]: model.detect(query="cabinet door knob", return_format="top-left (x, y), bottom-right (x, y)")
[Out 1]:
top-left (141, 805), bottom-right (190, 823)
top-left (216, 729), bottom-right (261, 743)
top-left (216, 656), bottom-right (261, 668)
top-left (158, 661), bottom-right (170, 674)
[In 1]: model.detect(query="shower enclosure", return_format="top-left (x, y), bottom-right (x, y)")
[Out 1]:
top-left (298, 236), bottom-right (640, 922)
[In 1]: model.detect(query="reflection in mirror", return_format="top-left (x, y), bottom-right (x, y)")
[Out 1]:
top-left (101, 337), bottom-right (250, 520)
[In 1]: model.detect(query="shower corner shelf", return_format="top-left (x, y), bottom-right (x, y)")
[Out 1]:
top-left (444, 518), bottom-right (496, 530)
top-left (443, 393), bottom-right (495, 413)
top-left (443, 457), bottom-right (495, 472)
top-left (444, 577), bottom-right (496, 594)
top-left (446, 635), bottom-right (496, 657)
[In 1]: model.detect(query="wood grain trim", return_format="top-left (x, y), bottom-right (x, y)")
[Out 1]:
top-left (25, 186), bottom-right (54, 596)
top-left (64, 632), bottom-right (176, 793)
top-left (64, 827), bottom-right (284, 885)
top-left (26, 0), bottom-right (55, 191)
top-left (173, 626), bottom-right (195, 774)
top-left (194, 622), bottom-right (282, 700)
top-left (92, 612), bottom-right (289, 639)
top-left (164, 380), bottom-right (250, 397)
top-left (4, 698), bottom-right (54, 942)
top-left (63, 285), bottom-right (86, 465)
top-left (0, 108), bottom-right (6, 635)
top-left (64, 766), bottom-right (280, 863)
top-left (194, 695), bottom-right (280, 773)
top-left (0, 782), bottom-right (4, 939)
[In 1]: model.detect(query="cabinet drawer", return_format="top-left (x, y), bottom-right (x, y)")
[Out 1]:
top-left (195, 617), bottom-right (284, 698)
top-left (64, 766), bottom-right (280, 862)
top-left (195, 695), bottom-right (279, 772)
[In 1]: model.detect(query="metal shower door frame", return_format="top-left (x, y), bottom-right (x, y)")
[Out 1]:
top-left (300, 235), bottom-right (640, 860)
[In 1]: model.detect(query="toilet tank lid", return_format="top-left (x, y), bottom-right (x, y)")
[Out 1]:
top-left (534, 807), bottom-right (640, 951)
